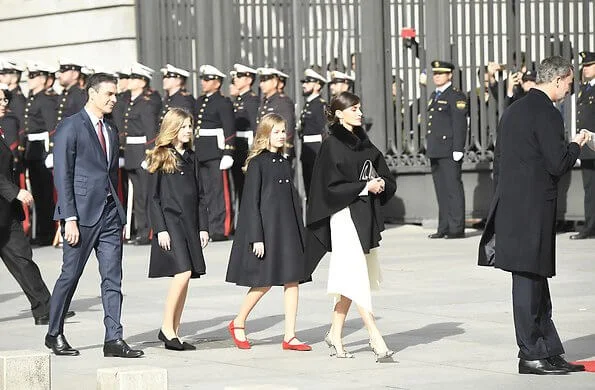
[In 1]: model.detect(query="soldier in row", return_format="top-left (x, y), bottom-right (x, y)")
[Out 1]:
top-left (328, 70), bottom-right (355, 98)
top-left (0, 60), bottom-right (26, 129)
top-left (160, 64), bottom-right (196, 125)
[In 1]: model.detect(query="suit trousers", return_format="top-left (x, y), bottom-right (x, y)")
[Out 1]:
top-left (580, 159), bottom-right (595, 235)
top-left (49, 197), bottom-right (123, 341)
top-left (127, 168), bottom-right (149, 238)
top-left (0, 219), bottom-right (51, 317)
top-left (199, 159), bottom-right (233, 237)
top-left (430, 157), bottom-right (465, 234)
top-left (512, 272), bottom-right (564, 360)
top-left (25, 159), bottom-right (55, 239)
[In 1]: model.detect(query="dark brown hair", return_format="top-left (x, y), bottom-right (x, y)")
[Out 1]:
top-left (326, 91), bottom-right (361, 124)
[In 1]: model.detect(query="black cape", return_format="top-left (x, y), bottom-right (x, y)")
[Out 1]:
top-left (305, 123), bottom-right (397, 276)
top-left (226, 150), bottom-right (310, 287)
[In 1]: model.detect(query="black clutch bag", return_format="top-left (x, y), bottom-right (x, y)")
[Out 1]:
top-left (359, 159), bottom-right (379, 181)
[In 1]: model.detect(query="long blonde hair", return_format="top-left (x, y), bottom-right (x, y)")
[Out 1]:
top-left (243, 113), bottom-right (286, 172)
top-left (145, 108), bottom-right (194, 174)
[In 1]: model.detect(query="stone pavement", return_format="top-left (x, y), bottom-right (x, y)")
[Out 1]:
top-left (1, 225), bottom-right (594, 389)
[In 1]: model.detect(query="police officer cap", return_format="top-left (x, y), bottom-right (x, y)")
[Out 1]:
top-left (130, 62), bottom-right (154, 81)
top-left (58, 59), bottom-right (83, 72)
top-left (431, 60), bottom-right (455, 73)
top-left (199, 65), bottom-right (226, 80)
top-left (90, 66), bottom-right (118, 77)
top-left (521, 70), bottom-right (536, 82)
top-left (232, 64), bottom-right (257, 78)
top-left (117, 67), bottom-right (131, 79)
top-left (276, 70), bottom-right (289, 82)
top-left (0, 59), bottom-right (26, 74)
top-left (27, 61), bottom-right (56, 77)
top-left (579, 51), bottom-right (595, 66)
top-left (328, 70), bottom-right (355, 83)
top-left (257, 67), bottom-right (280, 81)
top-left (81, 66), bottom-right (95, 76)
top-left (301, 68), bottom-right (327, 84)
top-left (161, 64), bottom-right (190, 79)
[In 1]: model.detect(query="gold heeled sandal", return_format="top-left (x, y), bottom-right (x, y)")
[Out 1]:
top-left (324, 332), bottom-right (354, 359)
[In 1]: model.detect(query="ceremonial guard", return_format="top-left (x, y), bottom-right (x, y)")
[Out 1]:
top-left (122, 63), bottom-right (162, 245)
top-left (299, 68), bottom-right (328, 195)
top-left (195, 65), bottom-right (236, 241)
top-left (257, 68), bottom-right (296, 158)
top-left (426, 60), bottom-right (467, 239)
top-left (56, 60), bottom-right (87, 123)
top-left (328, 70), bottom-right (355, 98)
top-left (0, 60), bottom-right (26, 128)
top-left (23, 62), bottom-right (58, 245)
top-left (0, 83), bottom-right (21, 163)
top-left (159, 64), bottom-right (196, 124)
top-left (230, 64), bottom-right (259, 205)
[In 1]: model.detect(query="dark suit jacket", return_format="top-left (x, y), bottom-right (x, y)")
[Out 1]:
top-left (478, 88), bottom-right (580, 277)
top-left (52, 109), bottom-right (126, 227)
top-left (0, 134), bottom-right (23, 228)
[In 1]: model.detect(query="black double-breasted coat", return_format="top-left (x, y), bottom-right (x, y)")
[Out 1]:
top-left (148, 148), bottom-right (209, 278)
top-left (226, 150), bottom-right (309, 287)
top-left (0, 132), bottom-right (24, 227)
top-left (478, 89), bottom-right (581, 277)
top-left (305, 123), bottom-right (397, 276)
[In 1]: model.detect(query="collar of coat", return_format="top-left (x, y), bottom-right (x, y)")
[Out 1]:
top-left (329, 122), bottom-right (371, 150)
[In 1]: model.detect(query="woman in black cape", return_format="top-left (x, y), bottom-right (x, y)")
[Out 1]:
top-left (225, 113), bottom-right (312, 351)
top-left (306, 92), bottom-right (397, 361)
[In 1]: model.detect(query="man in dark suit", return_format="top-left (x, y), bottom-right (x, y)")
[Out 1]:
top-left (0, 85), bottom-right (75, 326)
top-left (426, 61), bottom-right (468, 239)
top-left (570, 51), bottom-right (595, 240)
top-left (46, 73), bottom-right (143, 358)
top-left (478, 56), bottom-right (587, 374)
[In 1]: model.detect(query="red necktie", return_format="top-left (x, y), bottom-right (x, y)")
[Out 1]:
top-left (97, 120), bottom-right (107, 156)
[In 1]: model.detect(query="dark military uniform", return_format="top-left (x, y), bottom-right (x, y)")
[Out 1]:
top-left (195, 91), bottom-right (235, 238)
top-left (56, 85), bottom-right (86, 123)
top-left (8, 86), bottom-right (26, 129)
top-left (299, 94), bottom-right (326, 196)
top-left (0, 115), bottom-right (20, 161)
top-left (160, 89), bottom-right (196, 124)
top-left (426, 83), bottom-right (467, 236)
top-left (231, 89), bottom-right (259, 205)
top-left (23, 89), bottom-right (58, 243)
top-left (575, 80), bottom-right (595, 237)
top-left (123, 88), bottom-right (161, 241)
top-left (258, 92), bottom-right (296, 155)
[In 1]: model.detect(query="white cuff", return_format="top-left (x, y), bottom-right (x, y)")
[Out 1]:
top-left (452, 151), bottom-right (464, 161)
top-left (65, 216), bottom-right (77, 221)
top-left (359, 184), bottom-right (369, 196)
top-left (219, 155), bottom-right (234, 170)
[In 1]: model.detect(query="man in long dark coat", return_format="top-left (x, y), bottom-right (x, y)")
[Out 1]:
top-left (478, 56), bottom-right (587, 375)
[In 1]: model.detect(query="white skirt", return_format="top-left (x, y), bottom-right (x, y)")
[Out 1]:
top-left (328, 207), bottom-right (382, 314)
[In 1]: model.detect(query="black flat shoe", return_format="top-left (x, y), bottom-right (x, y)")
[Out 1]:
top-left (518, 358), bottom-right (568, 375)
top-left (103, 338), bottom-right (144, 358)
top-left (157, 330), bottom-right (184, 351)
top-left (546, 355), bottom-right (585, 372)
top-left (428, 232), bottom-right (446, 239)
top-left (45, 333), bottom-right (80, 356)
top-left (182, 341), bottom-right (196, 350)
top-left (35, 310), bottom-right (75, 325)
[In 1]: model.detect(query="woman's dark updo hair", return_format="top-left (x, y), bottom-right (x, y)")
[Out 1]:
top-left (326, 91), bottom-right (361, 124)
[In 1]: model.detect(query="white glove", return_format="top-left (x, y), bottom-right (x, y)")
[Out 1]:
top-left (219, 155), bottom-right (234, 170)
top-left (140, 160), bottom-right (148, 170)
top-left (575, 159), bottom-right (581, 168)
top-left (581, 129), bottom-right (595, 151)
top-left (452, 151), bottom-right (464, 162)
top-left (44, 153), bottom-right (53, 168)
top-left (118, 157), bottom-right (125, 168)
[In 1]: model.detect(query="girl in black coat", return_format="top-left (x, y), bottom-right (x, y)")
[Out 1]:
top-left (146, 108), bottom-right (210, 351)
top-left (225, 113), bottom-right (312, 351)
top-left (306, 92), bottom-right (397, 362)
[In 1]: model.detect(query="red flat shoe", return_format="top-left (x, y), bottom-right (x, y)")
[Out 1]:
top-left (282, 336), bottom-right (312, 351)
top-left (228, 320), bottom-right (251, 349)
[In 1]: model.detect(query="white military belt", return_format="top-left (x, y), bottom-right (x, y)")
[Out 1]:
top-left (27, 131), bottom-right (50, 152)
top-left (126, 136), bottom-right (147, 144)
top-left (303, 134), bottom-right (322, 143)
top-left (198, 128), bottom-right (224, 150)
top-left (236, 130), bottom-right (254, 146)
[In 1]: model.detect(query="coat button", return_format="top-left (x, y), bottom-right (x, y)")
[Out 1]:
top-left (278, 179), bottom-right (282, 183)
top-left (442, 135), bottom-right (446, 139)
top-left (427, 130), bottom-right (431, 134)
top-left (272, 158), bottom-right (276, 162)
top-left (181, 172), bottom-right (184, 175)
top-left (285, 179), bottom-right (289, 183)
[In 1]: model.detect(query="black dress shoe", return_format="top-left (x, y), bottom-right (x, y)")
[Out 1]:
top-left (103, 338), bottom-right (144, 358)
top-left (546, 355), bottom-right (586, 372)
top-left (445, 232), bottom-right (465, 239)
top-left (518, 358), bottom-right (568, 375)
top-left (428, 232), bottom-right (446, 239)
top-left (35, 310), bottom-right (76, 325)
top-left (157, 330), bottom-right (184, 351)
top-left (569, 233), bottom-right (592, 240)
top-left (45, 334), bottom-right (80, 356)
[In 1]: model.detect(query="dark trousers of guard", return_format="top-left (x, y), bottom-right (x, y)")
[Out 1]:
top-left (231, 139), bottom-right (248, 208)
top-left (49, 198), bottom-right (123, 341)
top-left (430, 157), bottom-right (465, 235)
top-left (511, 272), bottom-right (564, 360)
top-left (199, 159), bottom-right (233, 238)
top-left (580, 159), bottom-right (595, 236)
top-left (0, 219), bottom-right (51, 317)
top-left (301, 142), bottom-right (321, 197)
top-left (126, 168), bottom-right (149, 240)
top-left (25, 159), bottom-right (55, 242)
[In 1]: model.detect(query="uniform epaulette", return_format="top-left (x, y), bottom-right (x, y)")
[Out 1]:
top-left (45, 89), bottom-right (57, 96)
top-left (320, 98), bottom-right (326, 103)
top-left (250, 92), bottom-right (257, 96)
top-left (181, 90), bottom-right (191, 96)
